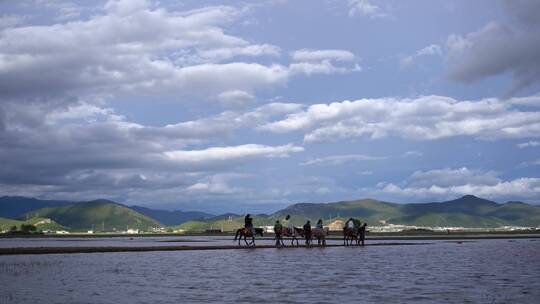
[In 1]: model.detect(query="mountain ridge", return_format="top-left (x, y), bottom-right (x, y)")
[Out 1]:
top-left (271, 195), bottom-right (540, 228)
top-left (129, 205), bottom-right (213, 226)
top-left (2, 195), bottom-right (540, 230)
top-left (25, 200), bottom-right (162, 231)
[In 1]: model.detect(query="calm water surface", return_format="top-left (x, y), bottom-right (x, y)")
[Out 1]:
top-left (0, 235), bottom-right (383, 248)
top-left (1, 239), bottom-right (539, 304)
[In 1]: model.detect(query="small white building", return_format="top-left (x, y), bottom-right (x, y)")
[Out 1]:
top-left (151, 227), bottom-right (166, 233)
top-left (35, 218), bottom-right (52, 225)
top-left (126, 228), bottom-right (139, 234)
top-left (263, 226), bottom-right (274, 233)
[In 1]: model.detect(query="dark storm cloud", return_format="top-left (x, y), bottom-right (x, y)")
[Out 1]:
top-left (0, 101), bottom-right (303, 200)
top-left (446, 0), bottom-right (540, 94)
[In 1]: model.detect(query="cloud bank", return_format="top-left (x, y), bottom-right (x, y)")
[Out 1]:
top-left (260, 95), bottom-right (540, 143)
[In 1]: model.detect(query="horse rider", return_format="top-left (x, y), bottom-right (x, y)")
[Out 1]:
top-left (244, 214), bottom-right (254, 235)
top-left (274, 220), bottom-right (283, 246)
top-left (345, 217), bottom-right (355, 233)
top-left (303, 220), bottom-right (312, 245)
top-left (315, 219), bottom-right (324, 231)
top-left (282, 214), bottom-right (293, 235)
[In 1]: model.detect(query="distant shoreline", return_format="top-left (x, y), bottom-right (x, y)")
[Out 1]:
top-left (2, 229), bottom-right (539, 238)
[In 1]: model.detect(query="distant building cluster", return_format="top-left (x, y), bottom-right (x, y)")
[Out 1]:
top-left (368, 224), bottom-right (540, 233)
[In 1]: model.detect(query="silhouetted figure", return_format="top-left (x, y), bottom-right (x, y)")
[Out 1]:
top-left (303, 220), bottom-right (312, 245)
top-left (274, 220), bottom-right (284, 246)
top-left (244, 214), bottom-right (254, 235)
top-left (358, 223), bottom-right (368, 246)
top-left (316, 219), bottom-right (323, 230)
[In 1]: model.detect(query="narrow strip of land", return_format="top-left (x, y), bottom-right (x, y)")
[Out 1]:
top-left (0, 242), bottom-right (431, 255)
top-left (157, 234), bottom-right (540, 242)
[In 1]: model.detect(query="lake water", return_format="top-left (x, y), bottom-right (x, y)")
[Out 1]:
top-left (0, 235), bottom-right (402, 248)
top-left (1, 238), bottom-right (539, 303)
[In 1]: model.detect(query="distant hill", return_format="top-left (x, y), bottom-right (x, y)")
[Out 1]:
top-left (180, 195), bottom-right (540, 231)
top-left (274, 198), bottom-right (403, 224)
top-left (486, 201), bottom-right (540, 227)
top-left (0, 196), bottom-right (74, 219)
top-left (27, 200), bottom-right (162, 231)
top-left (400, 195), bottom-right (500, 216)
top-left (207, 213), bottom-right (241, 220)
top-left (3, 195), bottom-right (540, 231)
top-left (0, 196), bottom-right (215, 227)
top-left (275, 195), bottom-right (540, 228)
top-left (0, 216), bottom-right (67, 231)
top-left (129, 206), bottom-right (213, 226)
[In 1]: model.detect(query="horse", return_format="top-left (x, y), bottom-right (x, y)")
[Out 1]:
top-left (357, 224), bottom-right (368, 246)
top-left (280, 227), bottom-right (304, 246)
top-left (312, 227), bottom-right (329, 246)
top-left (234, 227), bottom-right (264, 246)
top-left (343, 227), bottom-right (360, 246)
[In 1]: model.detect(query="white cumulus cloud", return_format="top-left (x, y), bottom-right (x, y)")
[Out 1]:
top-left (378, 167), bottom-right (540, 201)
top-left (259, 94), bottom-right (540, 143)
top-left (348, 0), bottom-right (385, 18)
top-left (301, 154), bottom-right (386, 166)
top-left (291, 49), bottom-right (356, 62)
top-left (164, 144), bottom-right (304, 164)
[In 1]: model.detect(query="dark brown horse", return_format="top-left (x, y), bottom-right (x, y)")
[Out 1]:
top-left (343, 227), bottom-right (359, 246)
top-left (279, 227), bottom-right (304, 246)
top-left (234, 227), bottom-right (264, 246)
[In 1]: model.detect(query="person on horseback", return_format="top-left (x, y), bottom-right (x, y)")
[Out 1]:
top-left (314, 219), bottom-right (326, 246)
top-left (303, 220), bottom-right (312, 245)
top-left (282, 214), bottom-right (293, 235)
top-left (244, 214), bottom-right (254, 235)
top-left (274, 220), bottom-right (283, 246)
top-left (345, 217), bottom-right (355, 232)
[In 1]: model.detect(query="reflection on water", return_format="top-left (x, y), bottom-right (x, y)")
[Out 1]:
top-left (0, 235), bottom-right (408, 248)
top-left (1, 239), bottom-right (539, 303)
top-left (0, 236), bottom-right (215, 248)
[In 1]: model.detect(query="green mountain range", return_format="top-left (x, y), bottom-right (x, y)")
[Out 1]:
top-left (130, 205), bottom-right (212, 226)
top-left (0, 196), bottom-right (215, 229)
top-left (1, 195), bottom-right (540, 232)
top-left (274, 195), bottom-right (540, 228)
top-left (178, 195), bottom-right (540, 231)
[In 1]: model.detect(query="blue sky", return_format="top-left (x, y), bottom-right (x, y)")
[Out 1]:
top-left (1, 0), bottom-right (540, 213)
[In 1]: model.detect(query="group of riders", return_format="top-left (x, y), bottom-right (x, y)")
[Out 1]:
top-left (239, 213), bottom-right (368, 246)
